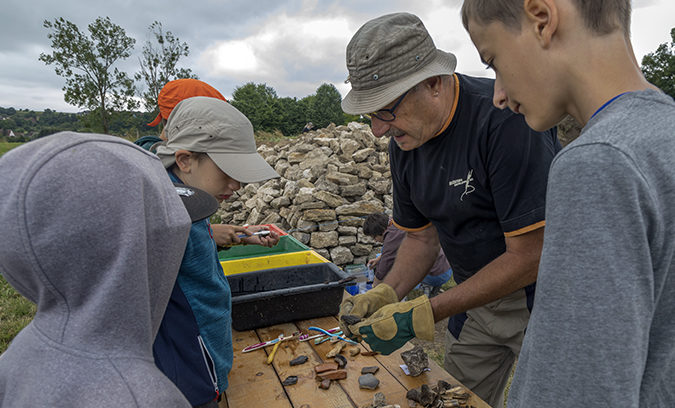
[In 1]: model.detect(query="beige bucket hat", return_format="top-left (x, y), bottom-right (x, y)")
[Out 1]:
top-left (342, 12), bottom-right (457, 115)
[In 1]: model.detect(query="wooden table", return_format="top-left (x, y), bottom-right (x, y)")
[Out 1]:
top-left (222, 315), bottom-right (490, 408)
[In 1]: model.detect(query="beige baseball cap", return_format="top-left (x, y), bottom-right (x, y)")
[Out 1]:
top-left (341, 12), bottom-right (457, 115)
top-left (155, 96), bottom-right (279, 183)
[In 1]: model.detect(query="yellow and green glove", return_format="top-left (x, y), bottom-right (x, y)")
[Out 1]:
top-left (338, 283), bottom-right (399, 338)
top-left (347, 295), bottom-right (435, 355)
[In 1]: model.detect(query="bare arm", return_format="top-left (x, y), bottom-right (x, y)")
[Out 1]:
top-left (429, 227), bottom-right (544, 322)
top-left (380, 225), bottom-right (441, 299)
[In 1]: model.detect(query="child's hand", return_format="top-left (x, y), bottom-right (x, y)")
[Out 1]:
top-left (367, 256), bottom-right (381, 268)
top-left (241, 226), bottom-right (279, 247)
top-left (212, 224), bottom-right (248, 247)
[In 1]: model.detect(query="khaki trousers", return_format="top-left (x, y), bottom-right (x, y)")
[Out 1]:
top-left (444, 289), bottom-right (530, 408)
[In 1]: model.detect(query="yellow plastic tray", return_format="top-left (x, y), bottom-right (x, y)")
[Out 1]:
top-left (221, 250), bottom-right (329, 276)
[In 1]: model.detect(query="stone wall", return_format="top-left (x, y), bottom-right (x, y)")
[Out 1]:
top-left (217, 122), bottom-right (391, 267)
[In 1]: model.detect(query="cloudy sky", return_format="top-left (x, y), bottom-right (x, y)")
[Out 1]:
top-left (1, 0), bottom-right (673, 113)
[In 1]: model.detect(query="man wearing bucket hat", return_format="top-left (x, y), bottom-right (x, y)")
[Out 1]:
top-left (338, 12), bottom-right (561, 407)
top-left (136, 78), bottom-right (277, 249)
top-left (154, 96), bottom-right (279, 408)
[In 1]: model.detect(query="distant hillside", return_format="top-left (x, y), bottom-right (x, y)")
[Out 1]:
top-left (0, 107), bottom-right (159, 141)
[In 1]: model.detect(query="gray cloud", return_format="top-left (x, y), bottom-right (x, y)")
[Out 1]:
top-left (2, 0), bottom-right (673, 112)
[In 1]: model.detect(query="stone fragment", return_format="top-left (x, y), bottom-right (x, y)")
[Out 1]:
top-left (358, 373), bottom-right (380, 390)
top-left (282, 376), bottom-right (298, 386)
top-left (333, 354), bottom-right (347, 369)
top-left (316, 369), bottom-right (347, 381)
top-left (319, 379), bottom-right (331, 389)
top-left (373, 392), bottom-right (387, 408)
top-left (340, 182), bottom-right (367, 197)
top-left (326, 342), bottom-right (346, 358)
top-left (361, 366), bottom-right (379, 375)
top-left (310, 231), bottom-right (339, 248)
top-left (347, 346), bottom-right (361, 357)
top-left (420, 384), bottom-right (436, 406)
top-left (329, 246), bottom-right (354, 265)
top-left (289, 355), bottom-right (308, 366)
top-left (314, 362), bottom-right (339, 373)
top-left (400, 346), bottom-right (429, 377)
top-left (303, 208), bottom-right (336, 221)
top-left (335, 200), bottom-right (385, 216)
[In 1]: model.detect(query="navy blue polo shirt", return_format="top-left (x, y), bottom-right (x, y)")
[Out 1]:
top-left (390, 73), bottom-right (561, 286)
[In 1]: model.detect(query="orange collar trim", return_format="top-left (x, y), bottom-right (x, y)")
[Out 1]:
top-left (435, 73), bottom-right (459, 137)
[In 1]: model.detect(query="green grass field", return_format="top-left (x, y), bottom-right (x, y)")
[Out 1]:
top-left (0, 142), bottom-right (22, 156)
top-left (0, 276), bottom-right (35, 353)
top-left (0, 142), bottom-right (34, 353)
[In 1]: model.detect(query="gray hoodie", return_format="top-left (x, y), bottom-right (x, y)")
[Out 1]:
top-left (0, 132), bottom-right (192, 407)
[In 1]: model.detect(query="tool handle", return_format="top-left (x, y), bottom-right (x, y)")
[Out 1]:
top-left (237, 230), bottom-right (271, 238)
top-left (267, 341), bottom-right (281, 364)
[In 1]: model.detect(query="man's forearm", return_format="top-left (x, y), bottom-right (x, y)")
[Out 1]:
top-left (381, 233), bottom-right (439, 300)
top-left (429, 227), bottom-right (544, 322)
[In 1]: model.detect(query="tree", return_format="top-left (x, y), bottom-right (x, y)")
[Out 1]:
top-left (230, 82), bottom-right (280, 132)
top-left (135, 21), bottom-right (197, 112)
top-left (308, 83), bottom-right (344, 129)
top-left (276, 97), bottom-right (307, 136)
top-left (642, 27), bottom-right (675, 100)
top-left (39, 17), bottom-right (138, 134)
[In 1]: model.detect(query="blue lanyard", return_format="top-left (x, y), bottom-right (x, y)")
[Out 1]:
top-left (590, 92), bottom-right (629, 119)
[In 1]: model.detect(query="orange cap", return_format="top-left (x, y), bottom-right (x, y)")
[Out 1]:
top-left (147, 79), bottom-right (227, 127)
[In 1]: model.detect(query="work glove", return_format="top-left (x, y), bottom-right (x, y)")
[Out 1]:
top-left (339, 283), bottom-right (399, 338)
top-left (348, 295), bottom-right (435, 355)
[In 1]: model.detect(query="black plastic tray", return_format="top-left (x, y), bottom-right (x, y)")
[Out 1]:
top-left (228, 262), bottom-right (349, 331)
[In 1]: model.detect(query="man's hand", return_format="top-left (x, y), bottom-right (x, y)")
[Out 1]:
top-left (338, 283), bottom-right (399, 337)
top-left (348, 295), bottom-right (434, 355)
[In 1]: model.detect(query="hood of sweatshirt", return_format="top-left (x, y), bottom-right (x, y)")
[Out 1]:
top-left (0, 132), bottom-right (191, 357)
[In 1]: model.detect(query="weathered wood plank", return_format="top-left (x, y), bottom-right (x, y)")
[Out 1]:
top-left (225, 328), bottom-right (292, 408)
top-left (258, 322), bottom-right (354, 408)
top-left (294, 316), bottom-right (411, 408)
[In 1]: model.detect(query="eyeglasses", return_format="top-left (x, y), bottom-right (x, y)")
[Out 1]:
top-left (364, 90), bottom-right (410, 122)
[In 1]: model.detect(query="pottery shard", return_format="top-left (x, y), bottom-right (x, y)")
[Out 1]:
top-left (358, 373), bottom-right (380, 390)
top-left (361, 366), bottom-right (380, 375)
top-left (400, 346), bottom-right (429, 377)
top-left (319, 379), bottom-right (332, 390)
top-left (316, 369), bottom-right (347, 381)
top-left (282, 376), bottom-right (298, 386)
top-left (314, 362), bottom-right (339, 373)
top-left (290, 355), bottom-right (309, 366)
top-left (333, 354), bottom-right (347, 368)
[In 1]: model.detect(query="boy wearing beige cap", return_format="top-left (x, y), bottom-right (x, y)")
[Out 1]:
top-left (462, 1), bottom-right (675, 406)
top-left (136, 78), bottom-right (273, 248)
top-left (154, 96), bottom-right (279, 408)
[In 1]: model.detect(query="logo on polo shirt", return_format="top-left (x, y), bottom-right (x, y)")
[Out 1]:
top-left (448, 169), bottom-right (475, 201)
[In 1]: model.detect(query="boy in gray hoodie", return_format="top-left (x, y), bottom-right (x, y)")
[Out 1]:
top-left (0, 132), bottom-right (215, 407)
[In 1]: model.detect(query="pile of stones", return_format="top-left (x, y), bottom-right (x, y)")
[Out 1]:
top-left (216, 122), bottom-right (393, 268)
